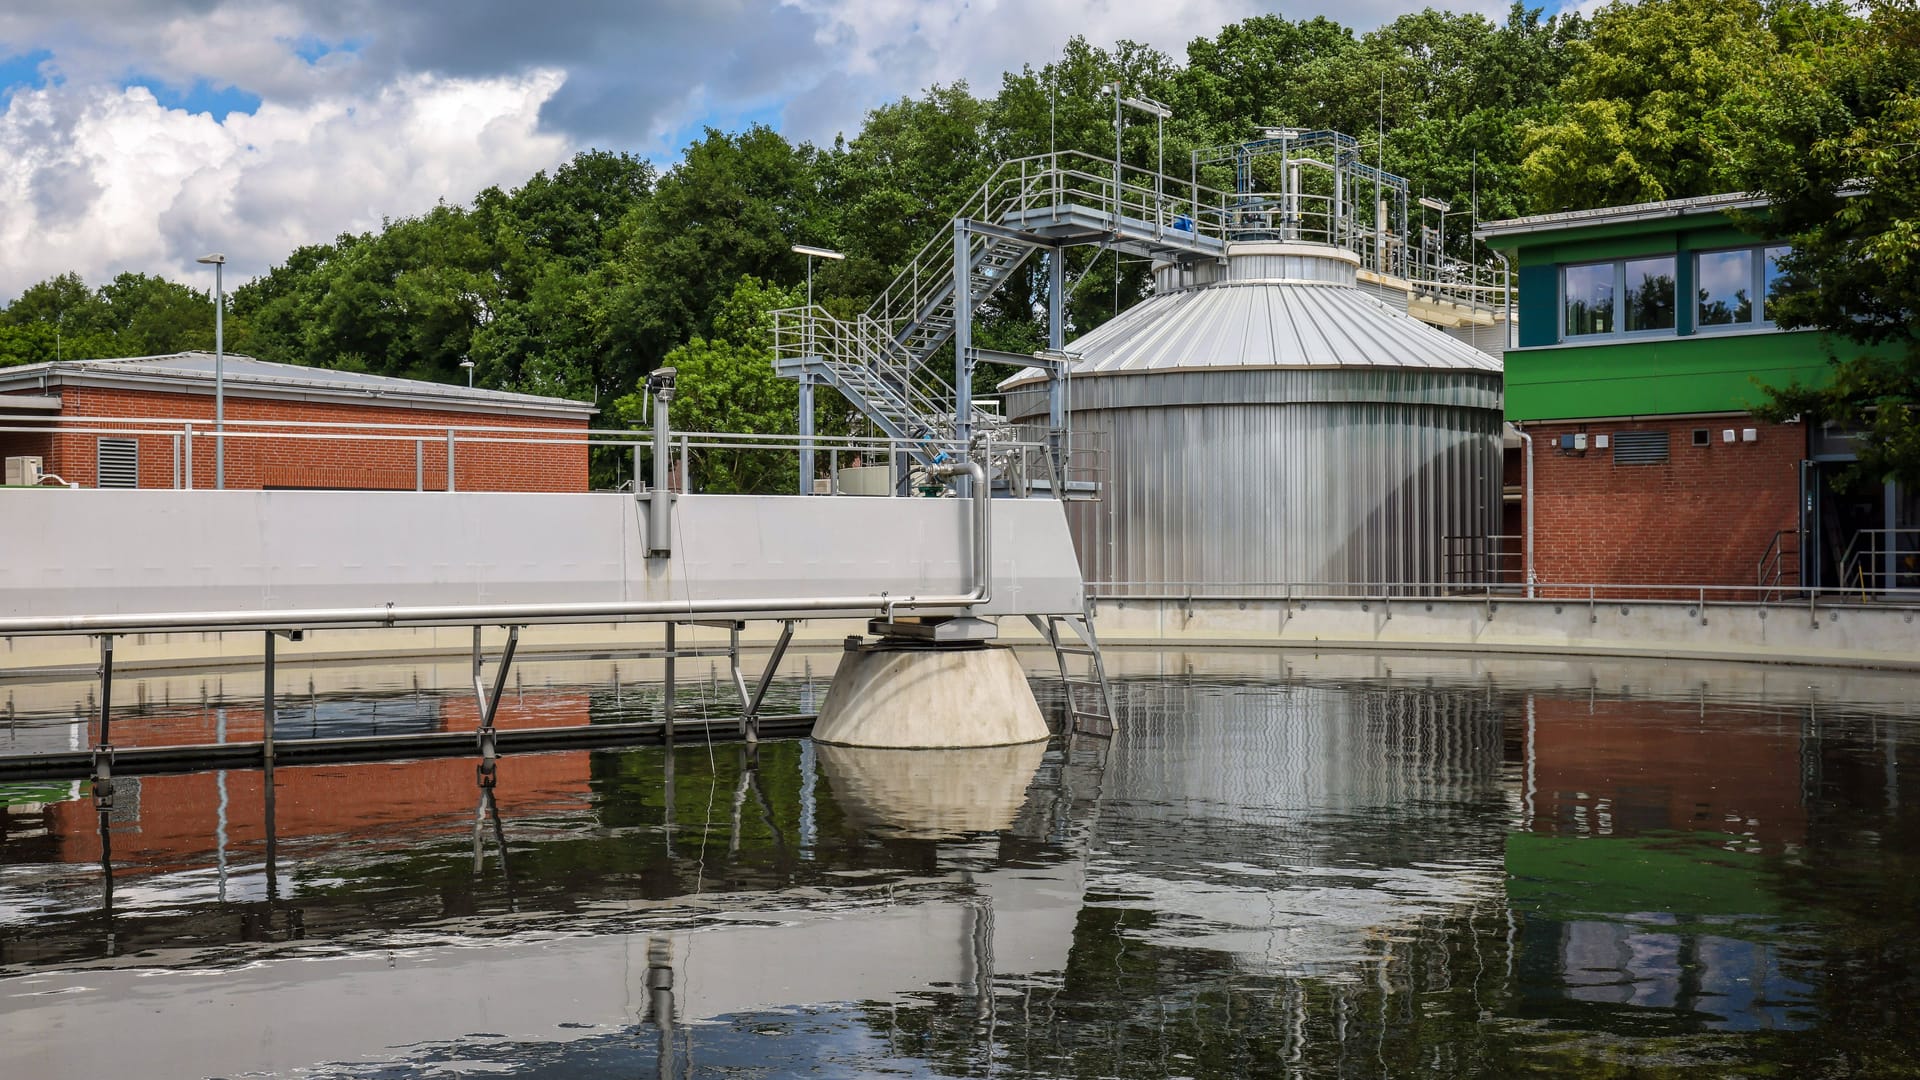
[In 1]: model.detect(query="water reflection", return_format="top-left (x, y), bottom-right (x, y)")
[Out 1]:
top-left (818, 742), bottom-right (1048, 839)
top-left (0, 649), bottom-right (1914, 1077)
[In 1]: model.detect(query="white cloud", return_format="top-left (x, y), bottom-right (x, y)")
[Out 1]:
top-left (0, 70), bottom-right (570, 299)
top-left (0, 0), bottom-right (1525, 301)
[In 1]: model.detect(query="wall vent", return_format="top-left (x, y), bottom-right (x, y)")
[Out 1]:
top-left (97, 438), bottom-right (139, 488)
top-left (1613, 430), bottom-right (1670, 465)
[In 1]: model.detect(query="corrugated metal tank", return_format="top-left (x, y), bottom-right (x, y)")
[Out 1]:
top-left (1003, 242), bottom-right (1503, 594)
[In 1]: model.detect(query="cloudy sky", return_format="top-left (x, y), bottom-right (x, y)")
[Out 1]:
top-left (0, 0), bottom-right (1536, 302)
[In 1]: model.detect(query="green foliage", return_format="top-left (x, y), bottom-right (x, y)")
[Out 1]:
top-left (1519, 0), bottom-right (1788, 208)
top-left (606, 277), bottom-right (809, 494)
top-left (0, 270), bottom-right (224, 366)
top-left (1736, 0), bottom-right (1920, 484)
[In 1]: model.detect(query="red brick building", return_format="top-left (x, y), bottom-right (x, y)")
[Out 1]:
top-left (0, 352), bottom-right (596, 491)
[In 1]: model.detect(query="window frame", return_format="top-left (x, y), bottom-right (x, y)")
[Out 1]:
top-left (1692, 243), bottom-right (1788, 334)
top-left (1560, 254), bottom-right (1679, 343)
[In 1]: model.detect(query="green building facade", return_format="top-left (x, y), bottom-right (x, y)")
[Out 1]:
top-left (1478, 194), bottom-right (1914, 592)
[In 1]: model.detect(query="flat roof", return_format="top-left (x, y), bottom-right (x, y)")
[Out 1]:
top-left (1475, 192), bottom-right (1769, 243)
top-left (0, 352), bottom-right (597, 419)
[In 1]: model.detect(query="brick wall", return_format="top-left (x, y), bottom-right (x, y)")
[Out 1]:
top-left (7, 386), bottom-right (590, 491)
top-left (1522, 416), bottom-right (1803, 589)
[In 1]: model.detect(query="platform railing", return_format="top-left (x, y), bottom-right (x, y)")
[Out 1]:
top-left (1084, 579), bottom-right (1920, 612)
top-left (0, 414), bottom-right (1069, 499)
top-left (1836, 528), bottom-right (1920, 598)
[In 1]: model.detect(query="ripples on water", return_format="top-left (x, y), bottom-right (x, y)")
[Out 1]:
top-left (0, 649), bottom-right (1916, 1078)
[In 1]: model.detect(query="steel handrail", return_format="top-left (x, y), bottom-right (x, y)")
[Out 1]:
top-left (1084, 578), bottom-right (1920, 609)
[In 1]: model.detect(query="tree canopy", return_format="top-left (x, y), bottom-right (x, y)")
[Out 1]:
top-left (2, 1), bottom-right (1911, 487)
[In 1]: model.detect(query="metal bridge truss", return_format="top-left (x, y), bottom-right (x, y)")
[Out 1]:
top-left (773, 140), bottom-right (1509, 488)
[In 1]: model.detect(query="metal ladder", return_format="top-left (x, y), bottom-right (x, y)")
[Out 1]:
top-left (1028, 602), bottom-right (1115, 737)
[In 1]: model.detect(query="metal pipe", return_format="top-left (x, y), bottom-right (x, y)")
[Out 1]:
top-left (1516, 427), bottom-right (1535, 598)
top-left (445, 429), bottom-right (456, 492)
top-left (648, 368), bottom-right (676, 557)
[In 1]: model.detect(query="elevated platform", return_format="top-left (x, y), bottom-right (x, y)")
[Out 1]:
top-left (0, 489), bottom-right (1084, 636)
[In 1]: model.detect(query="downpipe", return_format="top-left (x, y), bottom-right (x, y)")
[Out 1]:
top-left (1517, 425), bottom-right (1536, 598)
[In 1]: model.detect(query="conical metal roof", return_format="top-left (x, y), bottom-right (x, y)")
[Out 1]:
top-left (1002, 243), bottom-right (1500, 389)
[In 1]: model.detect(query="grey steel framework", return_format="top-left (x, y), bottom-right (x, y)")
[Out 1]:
top-left (769, 132), bottom-right (1510, 493)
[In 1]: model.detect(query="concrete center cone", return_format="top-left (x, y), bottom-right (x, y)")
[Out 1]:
top-left (810, 642), bottom-right (1049, 748)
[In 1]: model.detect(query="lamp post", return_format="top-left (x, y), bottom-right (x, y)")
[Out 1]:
top-left (196, 253), bottom-right (227, 489)
top-left (460, 356), bottom-right (475, 388)
top-left (789, 244), bottom-right (844, 495)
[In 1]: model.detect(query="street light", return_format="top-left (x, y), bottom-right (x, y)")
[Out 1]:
top-left (459, 356), bottom-right (475, 388)
top-left (196, 253), bottom-right (227, 489)
top-left (789, 244), bottom-right (844, 495)
top-left (790, 244), bottom-right (844, 309)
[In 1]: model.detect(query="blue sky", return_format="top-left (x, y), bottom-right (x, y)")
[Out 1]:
top-left (0, 0), bottom-right (1546, 301)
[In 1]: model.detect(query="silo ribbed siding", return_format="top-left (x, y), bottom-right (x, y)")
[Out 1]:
top-left (1003, 242), bottom-right (1504, 595)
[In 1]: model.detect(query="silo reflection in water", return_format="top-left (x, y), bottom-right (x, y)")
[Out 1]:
top-left (1088, 673), bottom-right (1509, 975)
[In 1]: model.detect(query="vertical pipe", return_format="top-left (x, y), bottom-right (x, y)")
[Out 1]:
top-left (97, 635), bottom-right (114, 749)
top-left (798, 377), bottom-right (815, 494)
top-left (1048, 252), bottom-right (1067, 476)
top-left (214, 260), bottom-right (225, 490)
top-left (1518, 428), bottom-right (1535, 597)
top-left (184, 424), bottom-right (194, 490)
top-left (649, 371), bottom-right (675, 556)
top-left (172, 433), bottom-right (181, 489)
top-left (416, 440), bottom-right (424, 492)
top-left (952, 219), bottom-right (974, 497)
top-left (663, 622), bottom-right (676, 744)
top-left (1375, 198), bottom-right (1387, 275)
top-left (262, 632), bottom-right (276, 770)
top-left (1281, 140), bottom-right (1291, 238)
top-left (445, 429), bottom-right (456, 492)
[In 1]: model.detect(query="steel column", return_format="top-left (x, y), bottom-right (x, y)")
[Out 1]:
top-left (953, 219), bottom-right (974, 497)
top-left (92, 634), bottom-right (115, 800)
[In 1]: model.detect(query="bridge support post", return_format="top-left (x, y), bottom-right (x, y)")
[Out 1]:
top-left (471, 625), bottom-right (520, 786)
top-left (91, 634), bottom-right (115, 804)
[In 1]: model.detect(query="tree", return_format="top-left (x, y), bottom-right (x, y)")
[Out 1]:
top-left (1737, 0), bottom-right (1920, 484)
top-left (605, 277), bottom-right (811, 494)
top-left (1519, 0), bottom-right (1785, 209)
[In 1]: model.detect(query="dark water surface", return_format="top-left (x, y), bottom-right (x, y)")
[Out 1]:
top-left (2, 649), bottom-right (1917, 1078)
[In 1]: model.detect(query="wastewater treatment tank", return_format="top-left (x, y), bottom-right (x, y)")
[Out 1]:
top-left (1003, 242), bottom-right (1503, 594)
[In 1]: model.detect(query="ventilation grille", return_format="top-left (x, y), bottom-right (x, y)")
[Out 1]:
top-left (97, 438), bottom-right (138, 488)
top-left (1612, 430), bottom-right (1670, 465)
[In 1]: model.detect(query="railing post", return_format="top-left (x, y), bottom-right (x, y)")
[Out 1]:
top-left (445, 428), bottom-right (456, 492)
top-left (415, 439), bottom-right (424, 492)
top-left (184, 424), bottom-right (194, 490)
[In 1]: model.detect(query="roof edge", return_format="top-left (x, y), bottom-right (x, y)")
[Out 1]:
top-left (1475, 192), bottom-right (1769, 244)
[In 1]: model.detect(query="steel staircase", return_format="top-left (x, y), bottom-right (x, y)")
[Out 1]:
top-left (774, 150), bottom-right (1231, 452)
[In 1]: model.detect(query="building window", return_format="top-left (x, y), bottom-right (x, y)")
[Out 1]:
top-left (1563, 262), bottom-right (1615, 336)
top-left (1612, 430), bottom-right (1670, 465)
top-left (1696, 244), bottom-right (1790, 329)
top-left (97, 438), bottom-right (138, 488)
top-left (1563, 256), bottom-right (1676, 339)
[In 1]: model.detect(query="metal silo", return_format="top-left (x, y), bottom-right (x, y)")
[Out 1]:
top-left (1003, 241), bottom-right (1503, 595)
